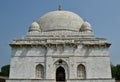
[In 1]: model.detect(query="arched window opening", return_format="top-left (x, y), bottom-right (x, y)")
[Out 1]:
top-left (36, 64), bottom-right (44, 79)
top-left (77, 64), bottom-right (86, 79)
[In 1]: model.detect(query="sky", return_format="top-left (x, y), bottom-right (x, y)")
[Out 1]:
top-left (0, 0), bottom-right (120, 69)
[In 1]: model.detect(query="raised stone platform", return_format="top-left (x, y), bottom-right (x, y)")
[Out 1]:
top-left (7, 79), bottom-right (115, 82)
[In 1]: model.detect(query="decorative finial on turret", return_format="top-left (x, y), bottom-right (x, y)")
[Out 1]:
top-left (58, 5), bottom-right (62, 11)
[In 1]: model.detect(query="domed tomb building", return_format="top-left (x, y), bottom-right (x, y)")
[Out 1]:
top-left (7, 9), bottom-right (115, 82)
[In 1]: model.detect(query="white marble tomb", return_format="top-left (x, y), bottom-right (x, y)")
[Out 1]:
top-left (7, 9), bottom-right (115, 82)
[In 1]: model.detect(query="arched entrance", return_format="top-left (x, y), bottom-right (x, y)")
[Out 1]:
top-left (56, 66), bottom-right (65, 82)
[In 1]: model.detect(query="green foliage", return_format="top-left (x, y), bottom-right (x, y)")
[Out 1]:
top-left (111, 64), bottom-right (120, 80)
top-left (116, 65), bottom-right (120, 80)
top-left (111, 64), bottom-right (117, 79)
top-left (0, 65), bottom-right (10, 76)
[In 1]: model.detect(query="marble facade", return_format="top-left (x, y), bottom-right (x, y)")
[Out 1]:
top-left (7, 10), bottom-right (115, 82)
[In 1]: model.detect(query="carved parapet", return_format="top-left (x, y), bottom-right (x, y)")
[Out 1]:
top-left (27, 30), bottom-right (95, 40)
top-left (10, 37), bottom-right (109, 49)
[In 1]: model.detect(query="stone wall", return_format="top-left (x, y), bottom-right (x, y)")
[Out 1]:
top-left (9, 44), bottom-right (112, 79)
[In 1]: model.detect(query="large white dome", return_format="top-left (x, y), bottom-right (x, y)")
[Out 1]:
top-left (38, 10), bottom-right (84, 32)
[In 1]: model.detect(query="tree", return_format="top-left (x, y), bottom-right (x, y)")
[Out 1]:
top-left (111, 64), bottom-right (120, 80)
top-left (111, 64), bottom-right (116, 79)
top-left (0, 65), bottom-right (10, 76)
top-left (116, 64), bottom-right (120, 80)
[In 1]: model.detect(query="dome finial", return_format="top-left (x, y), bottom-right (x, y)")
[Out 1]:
top-left (58, 5), bottom-right (62, 11)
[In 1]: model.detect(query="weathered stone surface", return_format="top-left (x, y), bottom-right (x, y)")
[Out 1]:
top-left (7, 10), bottom-right (115, 82)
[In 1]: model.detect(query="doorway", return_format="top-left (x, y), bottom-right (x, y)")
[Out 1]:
top-left (56, 66), bottom-right (65, 82)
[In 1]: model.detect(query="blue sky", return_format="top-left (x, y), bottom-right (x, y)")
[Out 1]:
top-left (0, 0), bottom-right (120, 68)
